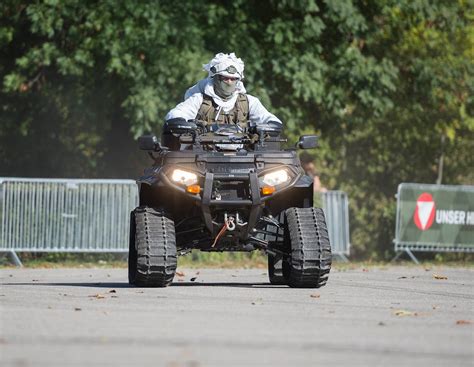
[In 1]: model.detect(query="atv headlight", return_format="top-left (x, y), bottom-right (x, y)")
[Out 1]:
top-left (171, 169), bottom-right (198, 186)
top-left (261, 169), bottom-right (290, 186)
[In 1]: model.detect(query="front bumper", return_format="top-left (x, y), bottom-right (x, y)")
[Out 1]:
top-left (158, 166), bottom-right (301, 238)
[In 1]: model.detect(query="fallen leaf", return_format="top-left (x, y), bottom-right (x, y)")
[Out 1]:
top-left (432, 305), bottom-right (439, 310)
top-left (362, 268), bottom-right (369, 272)
top-left (456, 320), bottom-right (472, 325)
top-left (251, 302), bottom-right (256, 305)
top-left (433, 274), bottom-right (448, 280)
top-left (89, 294), bottom-right (106, 299)
top-left (109, 290), bottom-right (117, 293)
top-left (424, 268), bottom-right (431, 272)
top-left (231, 275), bottom-right (237, 277)
top-left (111, 296), bottom-right (118, 298)
top-left (195, 271), bottom-right (200, 275)
top-left (378, 322), bottom-right (386, 326)
top-left (74, 307), bottom-right (82, 311)
top-left (32, 279), bottom-right (39, 282)
top-left (176, 271), bottom-right (185, 277)
top-left (394, 310), bottom-right (418, 317)
top-left (398, 276), bottom-right (407, 279)
top-left (310, 294), bottom-right (321, 298)
top-left (9, 275), bottom-right (13, 277)
top-left (48, 306), bottom-right (52, 309)
top-left (190, 277), bottom-right (197, 282)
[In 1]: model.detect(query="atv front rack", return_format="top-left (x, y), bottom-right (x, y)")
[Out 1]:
top-left (201, 171), bottom-right (262, 237)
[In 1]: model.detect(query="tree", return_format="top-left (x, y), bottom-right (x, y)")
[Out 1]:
top-left (1, 0), bottom-right (472, 258)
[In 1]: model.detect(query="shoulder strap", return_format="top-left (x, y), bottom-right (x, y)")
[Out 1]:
top-left (234, 93), bottom-right (249, 127)
top-left (196, 94), bottom-right (216, 125)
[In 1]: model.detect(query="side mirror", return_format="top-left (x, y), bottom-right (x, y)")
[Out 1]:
top-left (138, 135), bottom-right (158, 151)
top-left (297, 135), bottom-right (318, 149)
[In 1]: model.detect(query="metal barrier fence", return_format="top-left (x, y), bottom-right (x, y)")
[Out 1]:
top-left (260, 190), bottom-right (351, 261)
top-left (0, 178), bottom-right (139, 260)
top-left (0, 178), bottom-right (350, 264)
top-left (321, 191), bottom-right (351, 260)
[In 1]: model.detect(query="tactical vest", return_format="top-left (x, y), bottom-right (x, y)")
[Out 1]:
top-left (196, 93), bottom-right (249, 128)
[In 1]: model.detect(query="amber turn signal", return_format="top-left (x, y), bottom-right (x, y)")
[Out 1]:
top-left (261, 185), bottom-right (276, 195)
top-left (186, 184), bottom-right (201, 194)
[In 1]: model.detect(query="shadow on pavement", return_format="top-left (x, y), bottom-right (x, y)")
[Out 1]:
top-left (2, 282), bottom-right (286, 289)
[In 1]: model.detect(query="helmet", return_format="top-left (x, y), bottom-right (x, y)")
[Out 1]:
top-left (203, 53), bottom-right (245, 80)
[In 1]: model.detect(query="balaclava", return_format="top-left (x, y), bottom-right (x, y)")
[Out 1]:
top-left (213, 76), bottom-right (238, 100)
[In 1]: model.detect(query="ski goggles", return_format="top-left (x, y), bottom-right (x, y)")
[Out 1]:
top-left (210, 65), bottom-right (241, 78)
top-left (216, 74), bottom-right (239, 82)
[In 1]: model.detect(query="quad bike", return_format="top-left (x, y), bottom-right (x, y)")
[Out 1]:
top-left (128, 118), bottom-right (332, 287)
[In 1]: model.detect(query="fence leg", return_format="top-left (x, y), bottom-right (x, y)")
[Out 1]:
top-left (8, 251), bottom-right (23, 267)
top-left (332, 253), bottom-right (350, 262)
top-left (391, 251), bottom-right (404, 263)
top-left (405, 248), bottom-right (420, 265)
top-left (391, 249), bottom-right (420, 265)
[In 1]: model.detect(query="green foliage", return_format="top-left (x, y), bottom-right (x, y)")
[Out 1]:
top-left (1, 0), bottom-right (472, 259)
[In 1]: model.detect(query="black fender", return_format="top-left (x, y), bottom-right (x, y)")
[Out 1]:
top-left (265, 175), bottom-right (314, 215)
top-left (293, 174), bottom-right (313, 188)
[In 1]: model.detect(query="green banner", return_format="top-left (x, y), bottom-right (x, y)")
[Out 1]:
top-left (396, 183), bottom-right (474, 249)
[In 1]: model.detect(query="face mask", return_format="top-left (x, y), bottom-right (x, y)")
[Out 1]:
top-left (214, 76), bottom-right (237, 99)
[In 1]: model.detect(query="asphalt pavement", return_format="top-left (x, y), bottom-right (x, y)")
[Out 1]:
top-left (1, 265), bottom-right (473, 367)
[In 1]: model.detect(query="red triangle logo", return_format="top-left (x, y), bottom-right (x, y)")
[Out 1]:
top-left (414, 193), bottom-right (436, 230)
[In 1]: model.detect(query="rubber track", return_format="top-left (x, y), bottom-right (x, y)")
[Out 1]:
top-left (286, 207), bottom-right (332, 288)
top-left (268, 254), bottom-right (287, 285)
top-left (133, 206), bottom-right (177, 287)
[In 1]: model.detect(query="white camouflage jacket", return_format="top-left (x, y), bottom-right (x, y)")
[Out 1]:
top-left (165, 78), bottom-right (282, 128)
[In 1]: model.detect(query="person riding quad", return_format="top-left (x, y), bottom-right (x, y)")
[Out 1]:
top-left (165, 52), bottom-right (282, 133)
top-left (131, 53), bottom-right (331, 289)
